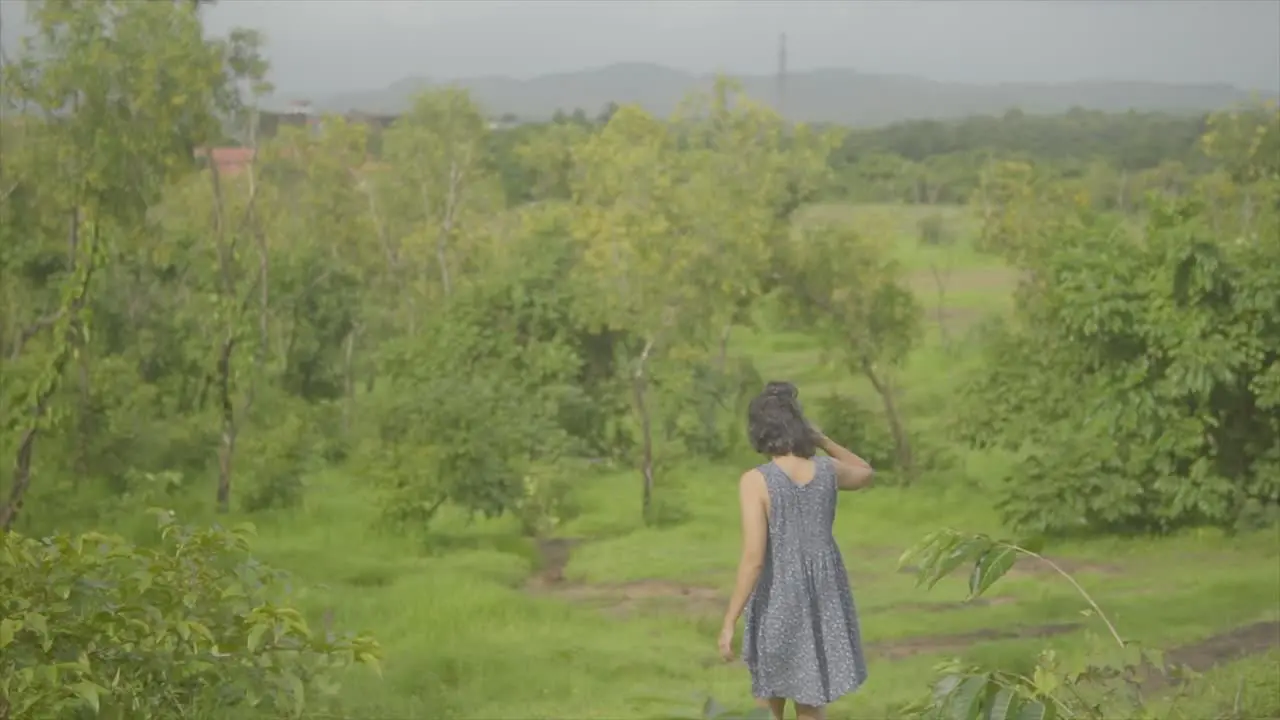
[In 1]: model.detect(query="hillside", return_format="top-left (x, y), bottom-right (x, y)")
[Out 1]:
top-left (303, 62), bottom-right (1271, 125)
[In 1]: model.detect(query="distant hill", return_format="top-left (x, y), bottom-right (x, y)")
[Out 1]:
top-left (297, 63), bottom-right (1273, 126)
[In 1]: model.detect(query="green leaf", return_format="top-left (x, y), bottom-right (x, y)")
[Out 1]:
top-left (986, 688), bottom-right (1016, 720)
top-left (932, 673), bottom-right (965, 704)
top-left (1012, 699), bottom-right (1049, 720)
top-left (928, 538), bottom-right (993, 590)
top-left (284, 670), bottom-right (305, 717)
top-left (968, 545), bottom-right (1019, 598)
top-left (0, 617), bottom-right (18, 649)
top-left (356, 651), bottom-right (383, 677)
top-left (247, 622), bottom-right (269, 652)
top-left (71, 681), bottom-right (104, 713)
top-left (943, 676), bottom-right (989, 720)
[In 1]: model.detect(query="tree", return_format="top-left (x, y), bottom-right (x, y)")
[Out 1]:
top-left (381, 89), bottom-right (497, 301)
top-left (958, 105), bottom-right (1280, 534)
top-left (1, 511), bottom-right (380, 718)
top-left (569, 104), bottom-right (683, 522)
top-left (0, 0), bottom-right (231, 528)
top-left (775, 222), bottom-right (924, 481)
top-left (359, 202), bottom-right (585, 530)
top-left (567, 80), bottom-right (833, 521)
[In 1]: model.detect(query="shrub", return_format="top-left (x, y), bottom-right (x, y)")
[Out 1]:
top-left (0, 510), bottom-right (380, 719)
top-left (896, 528), bottom-right (1261, 720)
top-left (514, 461), bottom-right (583, 538)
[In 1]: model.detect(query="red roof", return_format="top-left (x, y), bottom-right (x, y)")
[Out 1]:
top-left (194, 147), bottom-right (256, 176)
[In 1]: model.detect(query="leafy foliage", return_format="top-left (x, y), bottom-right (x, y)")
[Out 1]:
top-left (773, 221), bottom-right (924, 479)
top-left (896, 529), bottom-right (1244, 720)
top-left (829, 109), bottom-right (1209, 206)
top-left (959, 105), bottom-right (1280, 534)
top-left (0, 511), bottom-right (380, 719)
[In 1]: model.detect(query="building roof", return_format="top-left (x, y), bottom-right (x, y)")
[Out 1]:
top-left (194, 146), bottom-right (256, 176)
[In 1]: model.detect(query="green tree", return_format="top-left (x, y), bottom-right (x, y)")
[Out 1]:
top-left (381, 89), bottom-right (499, 301)
top-left (0, 0), bottom-right (234, 528)
top-left (775, 222), bottom-right (924, 481)
top-left (1, 512), bottom-right (380, 718)
top-left (959, 105), bottom-right (1280, 534)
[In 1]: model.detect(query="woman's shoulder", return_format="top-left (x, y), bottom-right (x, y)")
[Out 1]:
top-left (738, 466), bottom-right (770, 498)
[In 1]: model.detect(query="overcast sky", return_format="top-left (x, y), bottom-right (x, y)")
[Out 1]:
top-left (5, 0), bottom-right (1280, 94)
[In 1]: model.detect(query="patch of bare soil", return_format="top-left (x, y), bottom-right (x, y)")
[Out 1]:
top-left (527, 537), bottom-right (724, 617)
top-left (1143, 621), bottom-right (1280, 691)
top-left (530, 537), bottom-right (581, 585)
top-left (869, 622), bottom-right (1082, 660)
top-left (544, 579), bottom-right (725, 618)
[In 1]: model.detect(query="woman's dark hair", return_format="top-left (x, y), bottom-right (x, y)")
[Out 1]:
top-left (747, 381), bottom-right (818, 458)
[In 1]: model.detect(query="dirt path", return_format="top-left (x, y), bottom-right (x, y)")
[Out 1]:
top-left (1143, 621), bottom-right (1280, 691)
top-left (530, 537), bottom-right (581, 585)
top-left (528, 539), bottom-right (1278, 682)
top-left (528, 537), bottom-right (724, 617)
top-left (1166, 620), bottom-right (1280, 669)
top-left (869, 623), bottom-right (1082, 660)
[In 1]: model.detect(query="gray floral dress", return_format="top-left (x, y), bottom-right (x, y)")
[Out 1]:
top-left (742, 457), bottom-right (868, 706)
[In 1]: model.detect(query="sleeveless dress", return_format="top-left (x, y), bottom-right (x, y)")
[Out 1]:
top-left (742, 456), bottom-right (869, 706)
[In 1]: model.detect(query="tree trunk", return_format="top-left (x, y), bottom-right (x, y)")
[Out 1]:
top-left (206, 145), bottom-right (259, 514)
top-left (74, 354), bottom-right (91, 481)
top-left (67, 207), bottom-right (92, 482)
top-left (215, 335), bottom-right (237, 513)
top-left (2, 424), bottom-right (38, 533)
top-left (861, 359), bottom-right (914, 483)
top-left (632, 337), bottom-right (657, 524)
top-left (1, 223), bottom-right (99, 531)
top-left (342, 325), bottom-right (360, 436)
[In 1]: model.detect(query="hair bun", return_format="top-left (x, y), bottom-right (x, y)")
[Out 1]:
top-left (763, 381), bottom-right (798, 401)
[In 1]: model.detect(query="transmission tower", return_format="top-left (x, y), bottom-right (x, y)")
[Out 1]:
top-left (776, 32), bottom-right (788, 119)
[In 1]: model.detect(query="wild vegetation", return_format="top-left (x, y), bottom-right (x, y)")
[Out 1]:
top-left (1, 2), bottom-right (1277, 719)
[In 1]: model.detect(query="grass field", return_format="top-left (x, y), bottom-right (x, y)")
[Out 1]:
top-left (224, 203), bottom-right (1278, 719)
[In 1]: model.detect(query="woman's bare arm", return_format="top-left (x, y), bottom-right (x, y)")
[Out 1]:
top-left (817, 433), bottom-right (874, 491)
top-left (721, 470), bottom-right (769, 632)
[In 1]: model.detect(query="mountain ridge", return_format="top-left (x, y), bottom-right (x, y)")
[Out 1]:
top-left (290, 63), bottom-right (1273, 126)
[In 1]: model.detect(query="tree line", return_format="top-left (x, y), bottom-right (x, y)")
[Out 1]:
top-left (255, 97), bottom-right (1224, 211)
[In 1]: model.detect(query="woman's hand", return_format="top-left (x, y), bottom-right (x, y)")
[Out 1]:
top-left (717, 623), bottom-right (735, 662)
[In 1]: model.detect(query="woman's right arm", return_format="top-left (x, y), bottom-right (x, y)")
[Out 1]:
top-left (817, 434), bottom-right (874, 491)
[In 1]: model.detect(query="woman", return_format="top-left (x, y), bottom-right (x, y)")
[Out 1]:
top-left (718, 381), bottom-right (874, 720)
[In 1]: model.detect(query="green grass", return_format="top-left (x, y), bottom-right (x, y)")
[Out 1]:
top-left (217, 202), bottom-right (1276, 719)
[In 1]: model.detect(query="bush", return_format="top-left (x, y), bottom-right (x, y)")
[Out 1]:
top-left (0, 511), bottom-right (380, 719)
top-left (657, 355), bottom-right (763, 461)
top-left (514, 461), bottom-right (583, 538)
top-left (896, 529), bottom-right (1267, 720)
